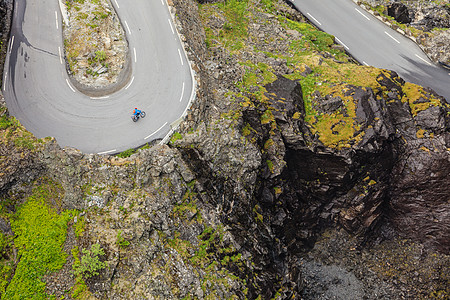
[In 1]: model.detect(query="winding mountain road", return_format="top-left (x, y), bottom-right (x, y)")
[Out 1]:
top-left (290, 0), bottom-right (450, 102)
top-left (2, 0), bottom-right (194, 154)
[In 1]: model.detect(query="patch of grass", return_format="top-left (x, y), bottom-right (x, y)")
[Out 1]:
top-left (94, 50), bottom-right (106, 62)
top-left (284, 19), bottom-right (335, 52)
top-left (201, 0), bottom-right (249, 52)
top-left (116, 230), bottom-right (130, 249)
top-left (401, 82), bottom-right (443, 116)
top-left (116, 148), bottom-right (136, 158)
top-left (74, 215), bottom-right (86, 238)
top-left (70, 247), bottom-right (89, 299)
top-left (0, 232), bottom-right (13, 295)
top-left (170, 132), bottom-right (183, 144)
top-left (0, 114), bottom-right (13, 130)
top-left (3, 181), bottom-right (76, 299)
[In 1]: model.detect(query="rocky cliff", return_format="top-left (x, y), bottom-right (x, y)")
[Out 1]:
top-left (0, 0), bottom-right (449, 299)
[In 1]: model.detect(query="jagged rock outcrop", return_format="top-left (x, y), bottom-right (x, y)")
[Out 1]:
top-left (0, 0), bottom-right (449, 299)
top-left (387, 2), bottom-right (411, 24)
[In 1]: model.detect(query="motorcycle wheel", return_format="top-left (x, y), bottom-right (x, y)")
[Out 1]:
top-left (132, 115), bottom-right (138, 122)
top-left (140, 111), bottom-right (146, 118)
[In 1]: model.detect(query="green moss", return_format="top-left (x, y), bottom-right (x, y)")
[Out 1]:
top-left (266, 160), bottom-right (274, 173)
top-left (202, 0), bottom-right (249, 52)
top-left (264, 138), bottom-right (274, 150)
top-left (166, 225), bottom-right (245, 298)
top-left (116, 230), bottom-right (130, 249)
top-left (0, 232), bottom-right (13, 294)
top-left (261, 109), bottom-right (275, 125)
top-left (70, 247), bottom-right (89, 300)
top-left (401, 82), bottom-right (443, 116)
top-left (4, 181), bottom-right (76, 299)
top-left (0, 114), bottom-right (13, 130)
top-left (170, 132), bottom-right (183, 144)
top-left (283, 19), bottom-right (335, 52)
top-left (252, 205), bottom-right (264, 223)
top-left (74, 215), bottom-right (86, 238)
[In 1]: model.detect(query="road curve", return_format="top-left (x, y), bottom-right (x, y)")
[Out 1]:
top-left (2, 0), bottom-right (194, 154)
top-left (290, 0), bottom-right (450, 102)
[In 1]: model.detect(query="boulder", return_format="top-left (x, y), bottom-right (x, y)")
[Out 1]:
top-left (387, 2), bottom-right (411, 24)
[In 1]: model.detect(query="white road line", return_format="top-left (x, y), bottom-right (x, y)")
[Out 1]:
top-left (66, 79), bottom-right (76, 92)
top-left (168, 19), bottom-right (174, 34)
top-left (9, 35), bottom-right (14, 53)
top-left (55, 11), bottom-right (58, 29)
top-left (90, 95), bottom-right (109, 99)
top-left (125, 76), bottom-right (135, 90)
top-left (363, 61), bottom-right (369, 66)
top-left (355, 8), bottom-right (370, 20)
top-left (335, 37), bottom-right (349, 50)
top-left (98, 149), bottom-right (116, 155)
top-left (113, 0), bottom-right (119, 8)
top-left (414, 54), bottom-right (433, 66)
top-left (178, 49), bottom-right (183, 65)
top-left (124, 21), bottom-right (131, 35)
top-left (179, 82), bottom-right (185, 102)
top-left (307, 13), bottom-right (322, 26)
top-left (145, 122), bottom-right (168, 140)
top-left (385, 31), bottom-right (400, 44)
top-left (134, 48), bottom-right (137, 63)
top-left (160, 0), bottom-right (164, 5)
top-left (58, 47), bottom-right (63, 64)
top-left (2, 72), bottom-right (7, 91)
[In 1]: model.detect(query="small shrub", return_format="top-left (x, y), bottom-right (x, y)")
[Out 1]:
top-left (0, 114), bottom-right (13, 130)
top-left (73, 243), bottom-right (106, 279)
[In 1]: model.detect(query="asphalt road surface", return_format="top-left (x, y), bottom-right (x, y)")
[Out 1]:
top-left (290, 0), bottom-right (450, 102)
top-left (3, 0), bottom-right (194, 154)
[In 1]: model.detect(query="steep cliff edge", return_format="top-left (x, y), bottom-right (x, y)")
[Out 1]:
top-left (0, 0), bottom-right (449, 299)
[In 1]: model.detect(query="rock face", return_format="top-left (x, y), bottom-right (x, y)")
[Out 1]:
top-left (0, 0), bottom-right (12, 83)
top-left (0, 0), bottom-right (449, 299)
top-left (387, 2), bottom-right (411, 24)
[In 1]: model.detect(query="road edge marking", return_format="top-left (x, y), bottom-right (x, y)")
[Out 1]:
top-left (355, 8), bottom-right (370, 20)
top-left (145, 122), bottom-right (168, 140)
top-left (335, 37), bottom-right (349, 50)
top-left (98, 149), bottom-right (117, 155)
top-left (385, 31), bottom-right (400, 44)
top-left (66, 79), bottom-right (76, 92)
top-left (9, 35), bottom-right (14, 53)
top-left (307, 13), bottom-right (322, 26)
top-left (415, 54), bottom-right (433, 66)
top-left (125, 20), bottom-right (131, 35)
top-left (125, 76), bottom-right (134, 90)
top-left (179, 82), bottom-right (185, 102)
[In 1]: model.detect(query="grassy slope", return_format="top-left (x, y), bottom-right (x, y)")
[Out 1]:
top-left (0, 180), bottom-right (76, 299)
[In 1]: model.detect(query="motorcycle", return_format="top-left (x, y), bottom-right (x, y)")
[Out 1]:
top-left (131, 111), bottom-right (146, 122)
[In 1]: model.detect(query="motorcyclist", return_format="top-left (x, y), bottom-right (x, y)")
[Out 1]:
top-left (133, 108), bottom-right (141, 116)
